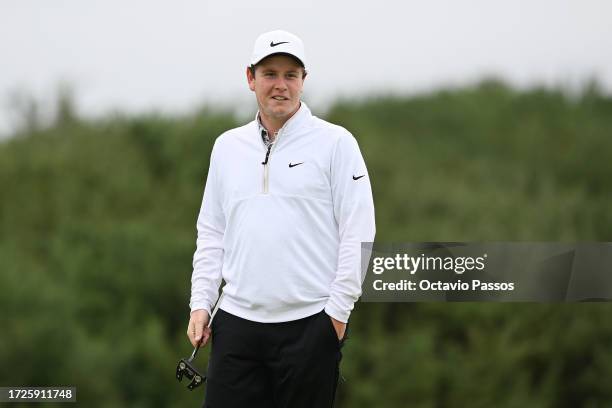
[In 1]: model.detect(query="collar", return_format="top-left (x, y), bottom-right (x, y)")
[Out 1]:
top-left (257, 116), bottom-right (274, 146)
top-left (255, 101), bottom-right (311, 143)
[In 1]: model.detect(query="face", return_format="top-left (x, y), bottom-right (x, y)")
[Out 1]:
top-left (247, 54), bottom-right (306, 125)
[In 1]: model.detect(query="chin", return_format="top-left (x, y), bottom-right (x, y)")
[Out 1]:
top-left (263, 103), bottom-right (297, 119)
top-left (269, 107), bottom-right (290, 116)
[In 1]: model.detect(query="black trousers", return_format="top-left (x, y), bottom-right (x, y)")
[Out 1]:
top-left (202, 308), bottom-right (346, 408)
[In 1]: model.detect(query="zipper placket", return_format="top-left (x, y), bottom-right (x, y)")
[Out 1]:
top-left (261, 130), bottom-right (282, 194)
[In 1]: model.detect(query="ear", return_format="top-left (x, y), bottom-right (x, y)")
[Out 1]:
top-left (300, 70), bottom-right (307, 93)
top-left (246, 66), bottom-right (256, 92)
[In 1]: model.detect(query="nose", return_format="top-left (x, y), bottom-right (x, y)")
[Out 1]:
top-left (273, 77), bottom-right (288, 91)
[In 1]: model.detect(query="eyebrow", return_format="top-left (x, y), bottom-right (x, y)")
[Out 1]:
top-left (260, 68), bottom-right (300, 73)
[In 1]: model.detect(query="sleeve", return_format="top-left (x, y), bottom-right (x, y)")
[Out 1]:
top-left (324, 130), bottom-right (376, 323)
top-left (189, 140), bottom-right (225, 317)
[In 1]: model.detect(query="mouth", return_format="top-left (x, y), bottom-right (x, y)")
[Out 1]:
top-left (271, 96), bottom-right (289, 101)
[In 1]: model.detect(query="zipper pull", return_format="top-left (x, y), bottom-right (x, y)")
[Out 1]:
top-left (261, 145), bottom-right (272, 165)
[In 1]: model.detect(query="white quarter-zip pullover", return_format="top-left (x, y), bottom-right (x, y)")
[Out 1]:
top-left (190, 102), bottom-right (375, 323)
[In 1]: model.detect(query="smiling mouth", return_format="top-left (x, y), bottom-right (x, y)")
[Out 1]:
top-left (271, 96), bottom-right (289, 101)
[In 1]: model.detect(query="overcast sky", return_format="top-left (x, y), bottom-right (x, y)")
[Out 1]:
top-left (1, 0), bottom-right (611, 135)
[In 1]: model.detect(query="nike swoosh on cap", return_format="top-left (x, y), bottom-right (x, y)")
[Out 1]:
top-left (270, 41), bottom-right (289, 47)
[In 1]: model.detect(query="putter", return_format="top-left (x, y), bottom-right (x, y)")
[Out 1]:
top-left (176, 343), bottom-right (206, 390)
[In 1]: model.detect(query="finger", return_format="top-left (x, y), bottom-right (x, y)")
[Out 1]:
top-left (200, 326), bottom-right (212, 347)
top-left (187, 320), bottom-right (197, 347)
top-left (194, 318), bottom-right (204, 344)
top-left (186, 320), bottom-right (193, 339)
top-left (186, 320), bottom-right (194, 344)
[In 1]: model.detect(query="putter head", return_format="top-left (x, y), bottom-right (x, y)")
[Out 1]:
top-left (176, 345), bottom-right (206, 391)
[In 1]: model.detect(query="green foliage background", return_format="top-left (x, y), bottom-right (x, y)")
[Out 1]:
top-left (1, 80), bottom-right (612, 407)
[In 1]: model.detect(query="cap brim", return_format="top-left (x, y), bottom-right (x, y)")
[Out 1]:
top-left (251, 52), bottom-right (305, 68)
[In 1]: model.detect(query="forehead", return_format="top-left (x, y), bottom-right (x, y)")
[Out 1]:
top-left (256, 54), bottom-right (303, 71)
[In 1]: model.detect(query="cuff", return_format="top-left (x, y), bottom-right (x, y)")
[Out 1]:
top-left (324, 300), bottom-right (351, 323)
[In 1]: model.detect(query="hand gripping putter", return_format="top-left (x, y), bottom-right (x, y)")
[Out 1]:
top-left (177, 298), bottom-right (223, 391)
top-left (176, 342), bottom-right (206, 390)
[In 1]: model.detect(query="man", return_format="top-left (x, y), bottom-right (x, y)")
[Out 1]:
top-left (186, 29), bottom-right (375, 408)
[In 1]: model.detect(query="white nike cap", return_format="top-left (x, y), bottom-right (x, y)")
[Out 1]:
top-left (250, 30), bottom-right (307, 69)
